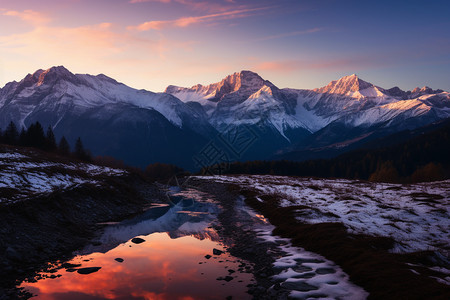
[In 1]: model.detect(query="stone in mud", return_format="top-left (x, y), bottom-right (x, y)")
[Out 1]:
top-left (205, 255), bottom-right (212, 259)
top-left (292, 272), bottom-right (316, 279)
top-left (114, 258), bottom-right (124, 263)
top-left (66, 269), bottom-right (77, 272)
top-left (61, 263), bottom-right (81, 269)
top-left (281, 281), bottom-right (318, 292)
top-left (216, 276), bottom-right (234, 282)
top-left (213, 248), bottom-right (224, 255)
top-left (293, 265), bottom-right (313, 273)
top-left (131, 237), bottom-right (145, 244)
top-left (294, 258), bottom-right (325, 264)
top-left (316, 267), bottom-right (336, 274)
top-left (77, 267), bottom-right (101, 275)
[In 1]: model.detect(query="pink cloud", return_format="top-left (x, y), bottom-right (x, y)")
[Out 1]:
top-left (3, 9), bottom-right (50, 26)
top-left (128, 6), bottom-right (269, 31)
top-left (130, 0), bottom-right (251, 13)
top-left (129, 0), bottom-right (171, 3)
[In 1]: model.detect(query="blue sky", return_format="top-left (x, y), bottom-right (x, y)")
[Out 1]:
top-left (0, 0), bottom-right (449, 91)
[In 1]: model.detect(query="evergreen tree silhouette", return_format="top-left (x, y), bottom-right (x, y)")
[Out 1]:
top-left (45, 126), bottom-right (57, 151)
top-left (18, 128), bottom-right (27, 146)
top-left (4, 121), bottom-right (19, 145)
top-left (25, 122), bottom-right (46, 149)
top-left (74, 137), bottom-right (91, 161)
top-left (58, 136), bottom-right (70, 156)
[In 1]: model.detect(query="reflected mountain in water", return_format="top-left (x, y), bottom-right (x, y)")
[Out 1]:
top-left (80, 188), bottom-right (221, 254)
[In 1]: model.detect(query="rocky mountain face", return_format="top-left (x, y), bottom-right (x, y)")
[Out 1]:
top-left (0, 66), bottom-right (216, 169)
top-left (1, 66), bottom-right (449, 169)
top-left (166, 70), bottom-right (450, 162)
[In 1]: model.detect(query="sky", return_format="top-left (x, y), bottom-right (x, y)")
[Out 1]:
top-left (0, 0), bottom-right (449, 92)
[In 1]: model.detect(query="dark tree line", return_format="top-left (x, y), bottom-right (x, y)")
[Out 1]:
top-left (0, 121), bottom-right (91, 162)
top-left (216, 121), bottom-right (450, 183)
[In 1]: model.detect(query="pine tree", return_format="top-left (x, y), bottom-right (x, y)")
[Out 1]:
top-left (4, 121), bottom-right (19, 145)
top-left (58, 136), bottom-right (70, 156)
top-left (74, 137), bottom-right (91, 161)
top-left (25, 122), bottom-right (46, 149)
top-left (18, 128), bottom-right (27, 146)
top-left (45, 126), bottom-right (57, 151)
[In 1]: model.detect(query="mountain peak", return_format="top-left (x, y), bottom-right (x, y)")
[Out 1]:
top-left (36, 66), bottom-right (78, 86)
top-left (314, 74), bottom-right (373, 95)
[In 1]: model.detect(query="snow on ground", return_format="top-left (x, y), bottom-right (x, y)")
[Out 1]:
top-left (239, 197), bottom-right (368, 299)
top-left (197, 175), bottom-right (450, 255)
top-left (257, 228), bottom-right (369, 300)
top-left (0, 149), bottom-right (127, 204)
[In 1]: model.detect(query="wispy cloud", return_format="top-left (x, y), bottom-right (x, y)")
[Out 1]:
top-left (2, 9), bottom-right (51, 27)
top-left (129, 0), bottom-right (242, 12)
top-left (252, 28), bottom-right (323, 42)
top-left (128, 6), bottom-right (269, 31)
top-left (130, 0), bottom-right (171, 3)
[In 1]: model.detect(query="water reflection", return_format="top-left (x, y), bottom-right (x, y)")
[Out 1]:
top-left (20, 189), bottom-right (253, 299)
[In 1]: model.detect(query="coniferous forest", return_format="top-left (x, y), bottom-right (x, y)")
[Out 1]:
top-left (0, 121), bottom-right (91, 162)
top-left (220, 121), bottom-right (450, 183)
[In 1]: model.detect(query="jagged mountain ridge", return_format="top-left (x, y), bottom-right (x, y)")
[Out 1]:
top-left (166, 70), bottom-right (449, 134)
top-left (1, 66), bottom-right (449, 168)
top-left (0, 66), bottom-right (216, 169)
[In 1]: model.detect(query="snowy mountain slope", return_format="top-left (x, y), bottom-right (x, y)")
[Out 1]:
top-left (0, 66), bottom-right (212, 132)
top-left (165, 70), bottom-right (450, 156)
top-left (1, 66), bottom-right (449, 168)
top-left (166, 71), bottom-right (311, 143)
top-left (0, 66), bottom-right (216, 169)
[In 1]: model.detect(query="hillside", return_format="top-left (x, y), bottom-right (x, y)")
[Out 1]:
top-left (223, 119), bottom-right (450, 183)
top-left (0, 144), bottom-right (163, 298)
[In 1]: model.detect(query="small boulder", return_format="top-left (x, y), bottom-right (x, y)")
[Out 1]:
top-left (213, 248), bottom-right (224, 255)
top-left (77, 267), bottom-right (101, 275)
top-left (131, 237), bottom-right (145, 244)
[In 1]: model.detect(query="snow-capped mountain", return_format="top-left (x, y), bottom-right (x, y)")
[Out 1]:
top-left (166, 71), bottom-right (450, 161)
top-left (0, 66), bottom-right (216, 169)
top-left (1, 66), bottom-right (449, 168)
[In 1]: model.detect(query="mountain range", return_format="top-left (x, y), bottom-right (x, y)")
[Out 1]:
top-left (1, 66), bottom-right (449, 170)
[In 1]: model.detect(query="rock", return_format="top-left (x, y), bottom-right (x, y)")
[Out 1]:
top-left (281, 281), bottom-right (318, 292)
top-left (114, 258), bottom-right (124, 263)
top-left (131, 237), bottom-right (145, 244)
top-left (217, 276), bottom-right (234, 282)
top-left (213, 248), bottom-right (224, 255)
top-left (293, 265), bottom-right (313, 273)
top-left (316, 267), bottom-right (336, 274)
top-left (205, 255), bottom-right (212, 259)
top-left (292, 272), bottom-right (316, 279)
top-left (294, 258), bottom-right (325, 264)
top-left (66, 269), bottom-right (77, 272)
top-left (61, 263), bottom-right (81, 269)
top-left (228, 269), bottom-right (235, 273)
top-left (77, 267), bottom-right (101, 275)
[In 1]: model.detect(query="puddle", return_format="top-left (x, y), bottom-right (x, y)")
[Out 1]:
top-left (19, 188), bottom-right (253, 299)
